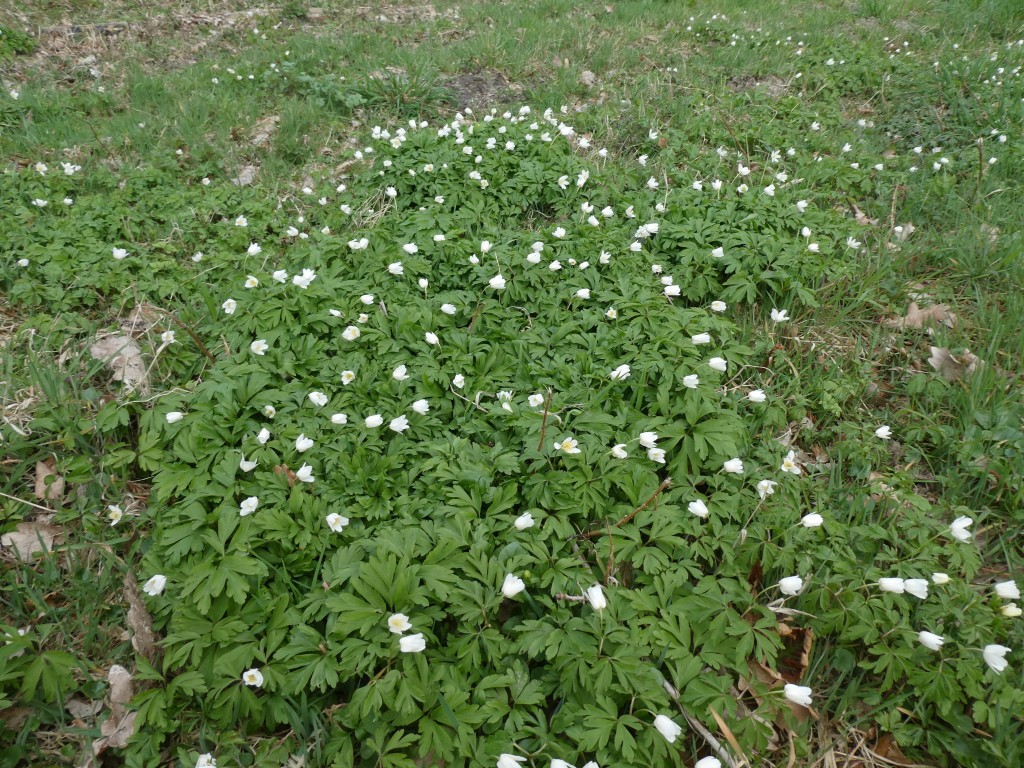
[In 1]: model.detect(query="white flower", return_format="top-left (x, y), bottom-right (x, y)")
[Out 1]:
top-left (365, 414), bottom-right (384, 428)
top-left (166, 411), bottom-right (184, 424)
top-left (222, 298), bottom-right (237, 314)
top-left (348, 238), bottom-right (369, 250)
top-left (425, 332), bottom-right (440, 346)
top-left (32, 198), bottom-right (49, 208)
top-left (295, 434), bottom-right (314, 452)
top-left (391, 365), bottom-right (409, 382)
top-left (710, 300), bottom-right (727, 313)
top-left (878, 577), bottom-right (906, 594)
top-left (682, 374), bottom-right (700, 389)
top-left (390, 415), bottom-right (410, 433)
top-left (112, 247), bottom-right (128, 260)
top-left (695, 759), bottom-right (722, 768)
top-left (610, 364), bottom-right (631, 381)
top-left (489, 274), bottom-right (507, 290)
top-left (605, 307), bottom-right (618, 319)
top-left (402, 243), bottom-right (418, 255)
top-left (949, 516), bottom-right (973, 542)
top-left (411, 399), bottom-right (430, 415)
top-left (342, 326), bottom-right (361, 341)
top-left (195, 753), bottom-right (216, 768)
top-left (326, 513), bottom-right (349, 533)
top-left (664, 285), bottom-right (681, 298)
top-left (711, 247), bottom-right (725, 259)
top-left (691, 333), bottom-right (711, 345)
top-left (388, 613), bottom-right (412, 634)
top-left (497, 755), bottom-right (527, 768)
top-left (296, 463), bottom-right (315, 483)
top-left (847, 236), bottom-right (862, 249)
top-left (932, 572), bottom-right (950, 585)
top-left (554, 436), bottom-right (581, 454)
top-left (779, 576), bottom-right (804, 595)
top-left (780, 450), bottom-right (801, 475)
top-left (918, 631), bottom-right (944, 651)
top-left (159, 330), bottom-right (176, 345)
top-left (995, 581), bottom-right (1021, 600)
top-left (653, 714), bottom-right (682, 743)
top-left (875, 425), bottom-right (892, 440)
top-left (272, 270), bottom-right (288, 284)
top-left (647, 447), bottom-right (666, 464)
top-left (239, 456), bottom-right (257, 472)
top-left (257, 428), bottom-right (271, 444)
top-left (549, 260), bottom-right (563, 271)
top-left (330, 413), bottom-right (348, 425)
top-left (502, 574), bottom-right (526, 598)
top-left (611, 444), bottom-right (628, 459)
top-left (440, 303), bottom-right (457, 316)
top-left (801, 513), bottom-right (824, 528)
top-left (107, 505), bottom-right (123, 526)
top-left (239, 496), bottom-right (259, 516)
top-left (905, 579), bottom-right (929, 599)
top-left (514, 513), bottom-right (535, 530)
top-left (783, 684), bottom-right (813, 707)
top-left (247, 242), bottom-right (262, 256)
top-left (142, 575), bottom-right (167, 596)
top-left (708, 357), bottom-right (727, 372)
top-left (1002, 604), bottom-right (1022, 618)
top-left (17, 258), bottom-right (29, 267)
top-left (586, 584), bottom-right (607, 611)
top-left (293, 268), bottom-right (317, 289)
top-left (250, 339), bottom-right (269, 356)
top-left (245, 275), bottom-right (259, 288)
top-left (723, 458), bottom-right (744, 474)
top-left (770, 308), bottom-right (789, 323)
top-left (757, 479), bottom-right (778, 500)
top-left (308, 391), bottom-right (328, 407)
top-left (982, 644), bottom-right (1010, 674)
top-left (748, 389), bottom-right (767, 403)
top-left (262, 405), bottom-right (277, 419)
top-left (575, 288), bottom-right (591, 300)
top-left (235, 215), bottom-right (248, 227)
top-left (242, 668), bottom-right (264, 687)
top-left (688, 500), bottom-right (709, 518)
top-left (638, 431), bottom-right (658, 449)
top-left (388, 261), bottom-right (404, 275)
top-left (452, 374), bottom-right (465, 389)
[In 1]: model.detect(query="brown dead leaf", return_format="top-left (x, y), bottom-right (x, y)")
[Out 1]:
top-left (87, 665), bottom-right (136, 760)
top-left (232, 164), bottom-right (259, 186)
top-left (251, 115), bottom-right (280, 148)
top-left (892, 222), bottom-right (915, 241)
top-left (928, 347), bottom-right (982, 382)
top-left (852, 203), bottom-right (878, 226)
top-left (883, 302), bottom-right (956, 330)
top-left (777, 625), bottom-right (814, 684)
top-left (89, 335), bottom-right (147, 390)
top-left (34, 457), bottom-right (64, 502)
top-left (580, 70), bottom-right (596, 86)
top-left (1, 521), bottom-right (63, 559)
top-left (274, 464), bottom-right (298, 486)
top-left (123, 573), bottom-right (159, 663)
top-left (66, 697), bottom-right (104, 720)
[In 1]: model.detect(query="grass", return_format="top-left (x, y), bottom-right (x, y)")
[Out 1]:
top-left (2, 0), bottom-right (1023, 766)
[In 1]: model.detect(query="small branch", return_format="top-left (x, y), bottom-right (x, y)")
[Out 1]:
top-left (680, 707), bottom-right (740, 768)
top-left (976, 137), bottom-right (984, 199)
top-left (553, 593), bottom-right (588, 602)
top-left (536, 387), bottom-right (553, 452)
top-left (578, 477), bottom-right (672, 540)
top-left (154, 308), bottom-right (216, 363)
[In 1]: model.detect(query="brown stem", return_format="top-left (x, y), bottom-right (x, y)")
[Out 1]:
top-left (536, 387), bottom-right (553, 452)
top-left (155, 308), bottom-right (216, 363)
top-left (578, 477), bottom-right (672, 540)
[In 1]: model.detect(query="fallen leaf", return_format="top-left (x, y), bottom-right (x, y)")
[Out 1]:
top-left (1, 521), bottom-right (63, 559)
top-left (776, 625), bottom-right (814, 684)
top-left (123, 573), bottom-right (159, 663)
top-left (108, 664), bottom-right (133, 709)
top-left (892, 221), bottom-right (915, 241)
top-left (34, 457), bottom-right (65, 502)
top-left (883, 302), bottom-right (956, 330)
top-left (852, 204), bottom-right (878, 226)
top-left (87, 665), bottom-right (137, 760)
top-left (89, 335), bottom-right (147, 390)
top-left (232, 164), bottom-right (259, 186)
top-left (928, 347), bottom-right (982, 382)
top-left (274, 464), bottom-right (298, 486)
top-left (251, 115), bottom-right (280, 148)
top-left (66, 697), bottom-right (104, 720)
top-left (580, 70), bottom-right (596, 86)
